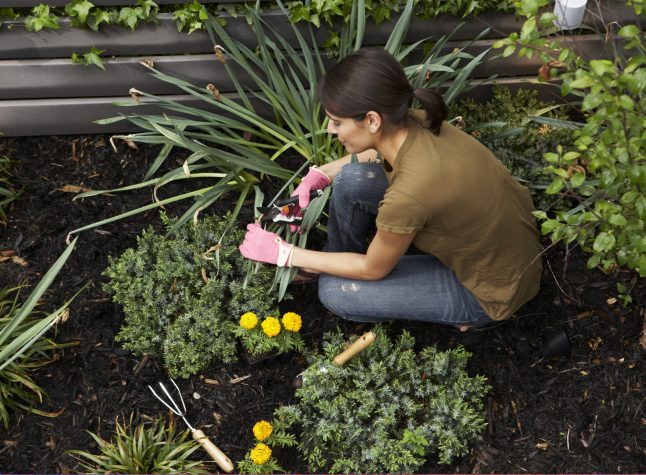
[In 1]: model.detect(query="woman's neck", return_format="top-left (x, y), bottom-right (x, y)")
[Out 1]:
top-left (376, 126), bottom-right (409, 167)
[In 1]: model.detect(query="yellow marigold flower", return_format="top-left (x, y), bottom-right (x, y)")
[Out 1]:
top-left (261, 317), bottom-right (281, 337)
top-left (250, 442), bottom-right (272, 465)
top-left (252, 420), bottom-right (273, 441)
top-left (240, 312), bottom-right (258, 330)
top-left (281, 312), bottom-right (302, 332)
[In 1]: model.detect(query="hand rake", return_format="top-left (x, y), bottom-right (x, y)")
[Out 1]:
top-left (148, 379), bottom-right (234, 473)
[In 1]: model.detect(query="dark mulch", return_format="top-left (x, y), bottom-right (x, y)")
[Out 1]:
top-left (0, 135), bottom-right (644, 473)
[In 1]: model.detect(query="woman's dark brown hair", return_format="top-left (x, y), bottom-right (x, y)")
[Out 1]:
top-left (317, 48), bottom-right (447, 135)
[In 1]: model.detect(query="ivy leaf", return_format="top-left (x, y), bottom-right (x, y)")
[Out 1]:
top-left (137, 0), bottom-right (159, 19)
top-left (71, 47), bottom-right (106, 70)
top-left (87, 8), bottom-right (112, 31)
top-left (25, 4), bottom-right (59, 31)
top-left (118, 7), bottom-right (142, 30)
top-left (85, 47), bottom-right (106, 70)
top-left (65, 0), bottom-right (94, 26)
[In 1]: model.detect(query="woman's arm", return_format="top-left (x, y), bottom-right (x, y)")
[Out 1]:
top-left (317, 149), bottom-right (379, 181)
top-left (290, 229), bottom-right (415, 280)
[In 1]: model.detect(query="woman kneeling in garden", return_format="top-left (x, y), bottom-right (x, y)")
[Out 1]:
top-left (240, 48), bottom-right (542, 330)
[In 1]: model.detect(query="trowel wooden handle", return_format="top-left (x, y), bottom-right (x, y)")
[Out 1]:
top-left (192, 429), bottom-right (234, 473)
top-left (333, 331), bottom-right (376, 366)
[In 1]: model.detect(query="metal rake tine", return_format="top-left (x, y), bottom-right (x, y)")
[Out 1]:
top-left (148, 382), bottom-right (182, 416)
top-left (169, 378), bottom-right (188, 414)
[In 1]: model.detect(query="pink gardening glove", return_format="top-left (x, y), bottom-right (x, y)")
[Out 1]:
top-left (239, 223), bottom-right (295, 267)
top-left (288, 166), bottom-right (331, 232)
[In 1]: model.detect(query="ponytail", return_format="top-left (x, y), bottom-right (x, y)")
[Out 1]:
top-left (318, 48), bottom-right (448, 136)
top-left (413, 88), bottom-right (447, 136)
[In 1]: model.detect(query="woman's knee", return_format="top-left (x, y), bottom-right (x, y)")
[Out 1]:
top-left (317, 276), bottom-right (361, 319)
top-left (318, 276), bottom-right (387, 322)
top-left (333, 163), bottom-right (387, 204)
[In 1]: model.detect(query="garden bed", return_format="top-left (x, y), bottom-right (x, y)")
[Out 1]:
top-left (0, 134), bottom-right (644, 473)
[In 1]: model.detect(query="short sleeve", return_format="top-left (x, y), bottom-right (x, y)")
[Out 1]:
top-left (376, 188), bottom-right (429, 234)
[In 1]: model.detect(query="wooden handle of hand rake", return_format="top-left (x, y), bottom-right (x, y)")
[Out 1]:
top-left (333, 331), bottom-right (376, 366)
top-left (192, 429), bottom-right (234, 473)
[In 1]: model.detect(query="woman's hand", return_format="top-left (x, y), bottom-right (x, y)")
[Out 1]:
top-left (239, 223), bottom-right (295, 267)
top-left (287, 167), bottom-right (331, 231)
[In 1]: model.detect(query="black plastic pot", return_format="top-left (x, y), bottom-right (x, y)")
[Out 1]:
top-left (540, 326), bottom-right (571, 357)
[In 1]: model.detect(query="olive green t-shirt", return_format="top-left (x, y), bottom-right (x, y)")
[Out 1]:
top-left (376, 111), bottom-right (542, 320)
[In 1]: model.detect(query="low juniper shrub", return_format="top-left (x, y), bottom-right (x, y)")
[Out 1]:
top-left (104, 213), bottom-right (280, 378)
top-left (275, 326), bottom-right (490, 472)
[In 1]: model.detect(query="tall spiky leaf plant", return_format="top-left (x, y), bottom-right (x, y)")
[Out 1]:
top-left (68, 414), bottom-right (209, 474)
top-left (0, 238), bottom-right (80, 428)
top-left (69, 0), bottom-right (489, 298)
top-left (0, 155), bottom-right (20, 224)
top-left (70, 0), bottom-right (489, 239)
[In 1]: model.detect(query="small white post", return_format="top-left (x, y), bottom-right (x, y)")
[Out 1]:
top-left (553, 0), bottom-right (588, 30)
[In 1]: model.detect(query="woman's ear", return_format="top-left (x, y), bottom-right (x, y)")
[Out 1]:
top-left (365, 111), bottom-right (382, 134)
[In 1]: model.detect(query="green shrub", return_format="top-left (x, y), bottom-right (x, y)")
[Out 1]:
top-left (275, 326), bottom-right (490, 472)
top-left (104, 214), bottom-right (279, 378)
top-left (68, 414), bottom-right (208, 474)
top-left (495, 0), bottom-right (646, 281)
top-left (451, 85), bottom-right (576, 210)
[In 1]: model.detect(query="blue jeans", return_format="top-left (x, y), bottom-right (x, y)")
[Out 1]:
top-left (318, 162), bottom-right (493, 328)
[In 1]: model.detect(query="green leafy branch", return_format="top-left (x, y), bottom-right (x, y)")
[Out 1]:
top-left (494, 0), bottom-right (646, 279)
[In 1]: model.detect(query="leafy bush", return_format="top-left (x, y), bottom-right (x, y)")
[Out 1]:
top-left (289, 0), bottom-right (514, 29)
top-left (68, 414), bottom-right (208, 474)
top-left (494, 0), bottom-right (646, 279)
top-left (0, 239), bottom-right (79, 429)
top-left (104, 214), bottom-right (279, 378)
top-left (452, 85), bottom-right (576, 210)
top-left (275, 326), bottom-right (490, 472)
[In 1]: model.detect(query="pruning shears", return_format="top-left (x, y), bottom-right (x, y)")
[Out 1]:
top-left (256, 189), bottom-right (324, 224)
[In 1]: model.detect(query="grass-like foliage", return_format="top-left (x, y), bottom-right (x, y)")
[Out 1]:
top-left (71, 0), bottom-right (490, 237)
top-left (104, 213), bottom-right (280, 378)
top-left (275, 326), bottom-right (490, 472)
top-left (0, 155), bottom-right (20, 224)
top-left (0, 239), bottom-right (79, 429)
top-left (68, 414), bottom-right (209, 474)
top-left (452, 85), bottom-right (576, 210)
